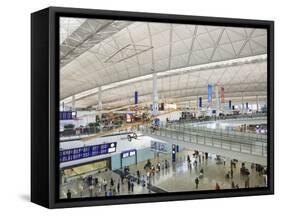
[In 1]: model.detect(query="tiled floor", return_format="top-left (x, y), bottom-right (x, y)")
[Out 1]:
top-left (60, 150), bottom-right (267, 199)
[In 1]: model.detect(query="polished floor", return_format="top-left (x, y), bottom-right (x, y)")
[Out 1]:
top-left (60, 150), bottom-right (267, 199)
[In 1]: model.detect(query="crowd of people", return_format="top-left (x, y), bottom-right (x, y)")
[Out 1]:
top-left (64, 151), bottom-right (267, 199)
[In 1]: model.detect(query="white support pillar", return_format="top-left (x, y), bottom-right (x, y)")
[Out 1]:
top-left (152, 72), bottom-right (158, 116)
top-left (215, 86), bottom-right (220, 117)
top-left (256, 95), bottom-right (259, 112)
top-left (60, 102), bottom-right (65, 111)
top-left (98, 86), bottom-right (102, 110)
top-left (97, 86), bottom-right (102, 120)
top-left (71, 95), bottom-right (75, 111)
top-left (241, 92), bottom-right (244, 114)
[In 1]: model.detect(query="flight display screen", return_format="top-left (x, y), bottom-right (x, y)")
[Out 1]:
top-left (121, 149), bottom-right (137, 158)
top-left (59, 111), bottom-right (77, 120)
top-left (60, 142), bottom-right (117, 162)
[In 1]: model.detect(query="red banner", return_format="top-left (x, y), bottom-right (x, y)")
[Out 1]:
top-left (221, 87), bottom-right (225, 103)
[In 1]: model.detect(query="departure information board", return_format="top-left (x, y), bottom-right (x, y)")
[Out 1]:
top-left (60, 111), bottom-right (77, 120)
top-left (60, 142), bottom-right (117, 162)
top-left (121, 149), bottom-right (136, 158)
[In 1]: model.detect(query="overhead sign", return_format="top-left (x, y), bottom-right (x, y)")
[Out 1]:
top-left (60, 142), bottom-right (117, 163)
top-left (134, 91), bottom-right (138, 104)
top-left (199, 97), bottom-right (202, 108)
top-left (151, 141), bottom-right (168, 153)
top-left (221, 87), bottom-right (225, 103)
top-left (121, 149), bottom-right (137, 158)
top-left (60, 111), bottom-right (76, 120)
top-left (172, 144), bottom-right (176, 162)
top-left (208, 84), bottom-right (212, 103)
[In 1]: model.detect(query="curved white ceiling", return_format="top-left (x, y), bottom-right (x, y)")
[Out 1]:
top-left (60, 18), bottom-right (267, 110)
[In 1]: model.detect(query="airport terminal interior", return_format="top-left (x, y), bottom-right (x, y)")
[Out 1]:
top-left (59, 17), bottom-right (268, 199)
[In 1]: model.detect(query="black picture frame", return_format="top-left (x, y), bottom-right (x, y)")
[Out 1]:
top-left (31, 6), bottom-right (274, 209)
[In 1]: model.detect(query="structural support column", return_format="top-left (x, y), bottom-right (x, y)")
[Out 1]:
top-left (97, 86), bottom-right (102, 120)
top-left (241, 92), bottom-right (244, 114)
top-left (98, 86), bottom-right (102, 110)
top-left (61, 102), bottom-right (65, 111)
top-left (256, 95), bottom-right (259, 112)
top-left (152, 72), bottom-right (158, 116)
top-left (71, 95), bottom-right (75, 111)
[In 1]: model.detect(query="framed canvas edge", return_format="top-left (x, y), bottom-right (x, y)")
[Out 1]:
top-left (43, 6), bottom-right (274, 209)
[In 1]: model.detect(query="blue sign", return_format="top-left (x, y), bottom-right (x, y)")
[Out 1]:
top-left (60, 142), bottom-right (117, 163)
top-left (60, 111), bottom-right (76, 120)
top-left (134, 91), bottom-right (138, 104)
top-left (151, 141), bottom-right (168, 153)
top-left (199, 97), bottom-right (202, 108)
top-left (121, 149), bottom-right (136, 158)
top-left (172, 144), bottom-right (176, 162)
top-left (208, 84), bottom-right (212, 103)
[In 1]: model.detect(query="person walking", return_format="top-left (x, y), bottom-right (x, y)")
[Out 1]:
top-left (103, 179), bottom-right (107, 191)
top-left (137, 170), bottom-right (140, 184)
top-left (128, 179), bottom-right (131, 192)
top-left (187, 155), bottom-right (190, 163)
top-left (194, 160), bottom-right (198, 168)
top-left (215, 182), bottom-right (220, 190)
top-left (117, 181), bottom-right (120, 194)
top-left (112, 186), bottom-right (117, 196)
top-left (67, 189), bottom-right (72, 199)
top-left (131, 182), bottom-right (134, 192)
top-left (146, 170), bottom-right (150, 180)
top-left (245, 175), bottom-right (250, 188)
top-left (195, 177), bottom-right (199, 189)
top-left (231, 181), bottom-right (235, 189)
top-left (89, 185), bottom-right (94, 197)
top-left (230, 168), bottom-right (234, 179)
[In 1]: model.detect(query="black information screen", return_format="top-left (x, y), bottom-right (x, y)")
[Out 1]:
top-left (60, 142), bottom-right (117, 162)
top-left (59, 111), bottom-right (77, 120)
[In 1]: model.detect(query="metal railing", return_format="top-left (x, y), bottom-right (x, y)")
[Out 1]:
top-left (139, 124), bottom-right (267, 157)
top-left (165, 121), bottom-right (267, 142)
top-left (60, 124), bottom-right (124, 139)
top-left (177, 113), bottom-right (267, 124)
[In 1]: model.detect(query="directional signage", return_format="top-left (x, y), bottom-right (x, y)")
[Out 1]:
top-left (60, 111), bottom-right (77, 120)
top-left (60, 142), bottom-right (117, 163)
top-left (199, 97), bottom-right (202, 108)
top-left (121, 149), bottom-right (137, 158)
top-left (151, 141), bottom-right (168, 153)
top-left (208, 84), bottom-right (212, 103)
